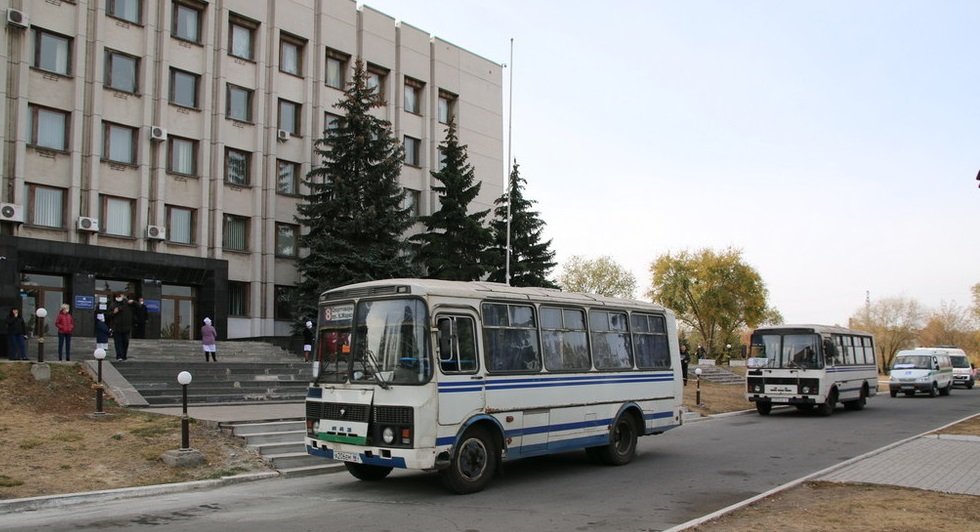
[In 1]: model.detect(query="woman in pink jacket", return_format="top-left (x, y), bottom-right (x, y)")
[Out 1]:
top-left (201, 317), bottom-right (217, 362)
top-left (55, 303), bottom-right (75, 361)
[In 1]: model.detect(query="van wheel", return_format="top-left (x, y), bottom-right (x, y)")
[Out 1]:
top-left (928, 382), bottom-right (938, 397)
top-left (756, 401), bottom-right (772, 416)
top-left (939, 382), bottom-right (952, 396)
top-left (588, 414), bottom-right (638, 466)
top-left (968, 380), bottom-right (975, 390)
top-left (889, 389), bottom-right (897, 398)
top-left (345, 462), bottom-right (393, 481)
top-left (439, 426), bottom-right (498, 494)
top-left (818, 389), bottom-right (837, 416)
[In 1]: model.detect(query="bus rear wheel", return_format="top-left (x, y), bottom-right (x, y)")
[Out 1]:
top-left (345, 462), bottom-right (393, 481)
top-left (755, 401), bottom-right (772, 416)
top-left (439, 426), bottom-right (498, 494)
top-left (587, 414), bottom-right (638, 466)
top-left (818, 389), bottom-right (837, 416)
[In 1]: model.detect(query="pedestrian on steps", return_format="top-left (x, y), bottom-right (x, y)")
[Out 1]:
top-left (201, 317), bottom-right (217, 362)
top-left (6, 308), bottom-right (28, 361)
top-left (302, 320), bottom-right (314, 362)
top-left (95, 313), bottom-right (111, 356)
top-left (55, 303), bottom-right (75, 361)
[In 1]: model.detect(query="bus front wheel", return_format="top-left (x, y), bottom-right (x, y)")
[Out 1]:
top-left (345, 462), bottom-right (393, 481)
top-left (587, 414), bottom-right (638, 466)
top-left (439, 426), bottom-right (498, 494)
top-left (818, 389), bottom-right (837, 416)
top-left (756, 401), bottom-right (772, 416)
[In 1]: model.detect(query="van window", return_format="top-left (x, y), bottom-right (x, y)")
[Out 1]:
top-left (950, 355), bottom-right (970, 368)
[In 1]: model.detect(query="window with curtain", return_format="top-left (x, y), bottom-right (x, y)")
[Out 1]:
top-left (323, 112), bottom-right (341, 134)
top-left (172, 1), bottom-right (202, 43)
top-left (275, 223), bottom-right (298, 257)
top-left (278, 99), bottom-right (299, 134)
top-left (170, 68), bottom-right (199, 108)
top-left (438, 91), bottom-right (456, 124)
top-left (225, 148), bottom-right (250, 185)
top-left (277, 160), bottom-right (298, 195)
top-left (167, 206), bottom-right (194, 244)
top-left (229, 18), bottom-right (254, 60)
top-left (29, 185), bottom-right (64, 228)
top-left (404, 78), bottom-right (423, 114)
top-left (366, 66), bottom-right (386, 96)
top-left (325, 49), bottom-right (347, 89)
top-left (228, 282), bottom-right (249, 316)
top-left (29, 105), bottom-right (68, 151)
top-left (280, 37), bottom-right (303, 76)
top-left (403, 136), bottom-right (420, 166)
top-left (401, 189), bottom-right (420, 219)
top-left (34, 29), bottom-right (71, 75)
top-left (105, 50), bottom-right (139, 93)
top-left (104, 122), bottom-right (136, 165)
top-left (168, 137), bottom-right (196, 175)
top-left (108, 0), bottom-right (141, 24)
top-left (223, 215), bottom-right (248, 251)
top-left (102, 196), bottom-right (133, 237)
top-left (226, 84), bottom-right (252, 122)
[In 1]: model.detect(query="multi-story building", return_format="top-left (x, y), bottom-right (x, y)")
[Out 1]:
top-left (0, 0), bottom-right (503, 342)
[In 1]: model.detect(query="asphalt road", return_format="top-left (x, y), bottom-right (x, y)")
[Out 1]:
top-left (3, 387), bottom-right (978, 532)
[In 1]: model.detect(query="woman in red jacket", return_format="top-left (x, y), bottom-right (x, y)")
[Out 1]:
top-left (55, 303), bottom-right (75, 361)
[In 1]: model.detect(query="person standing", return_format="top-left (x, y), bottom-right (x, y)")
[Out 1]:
top-left (201, 317), bottom-right (217, 362)
top-left (110, 294), bottom-right (134, 361)
top-left (6, 308), bottom-right (28, 360)
top-left (55, 303), bottom-right (75, 361)
top-left (680, 344), bottom-right (691, 386)
top-left (132, 297), bottom-right (148, 339)
top-left (302, 320), bottom-right (315, 362)
top-left (94, 313), bottom-right (111, 356)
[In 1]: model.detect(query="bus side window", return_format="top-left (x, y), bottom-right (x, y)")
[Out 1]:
top-left (438, 316), bottom-right (478, 373)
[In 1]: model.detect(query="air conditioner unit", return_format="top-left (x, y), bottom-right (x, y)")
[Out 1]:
top-left (6, 8), bottom-right (28, 29)
top-left (0, 203), bottom-right (24, 224)
top-left (149, 126), bottom-right (167, 141)
top-left (146, 225), bottom-right (166, 240)
top-left (277, 129), bottom-right (291, 142)
top-left (76, 216), bottom-right (99, 232)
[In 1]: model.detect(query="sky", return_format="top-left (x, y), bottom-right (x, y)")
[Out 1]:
top-left (363, 0), bottom-right (980, 326)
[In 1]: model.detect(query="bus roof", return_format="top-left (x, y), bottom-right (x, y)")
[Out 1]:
top-left (752, 323), bottom-right (873, 337)
top-left (321, 278), bottom-right (672, 314)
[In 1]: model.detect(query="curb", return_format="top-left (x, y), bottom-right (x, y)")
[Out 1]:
top-left (664, 411), bottom-right (980, 531)
top-left (0, 471), bottom-right (279, 514)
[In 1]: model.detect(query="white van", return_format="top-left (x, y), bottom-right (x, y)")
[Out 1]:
top-left (917, 347), bottom-right (975, 389)
top-left (888, 349), bottom-right (954, 397)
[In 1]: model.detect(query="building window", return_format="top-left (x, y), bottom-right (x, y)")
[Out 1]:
top-left (107, 0), bottom-right (141, 24)
top-left (404, 77), bottom-right (423, 114)
top-left (103, 122), bottom-right (137, 165)
top-left (105, 49), bottom-right (139, 93)
top-left (101, 195), bottom-right (134, 237)
top-left (323, 112), bottom-right (341, 133)
top-left (28, 105), bottom-right (69, 151)
top-left (277, 160), bottom-right (299, 195)
top-left (438, 91), bottom-right (456, 124)
top-left (168, 136), bottom-right (197, 176)
top-left (274, 285), bottom-right (295, 321)
top-left (279, 35), bottom-right (303, 76)
top-left (169, 68), bottom-right (199, 108)
top-left (226, 84), bottom-right (253, 122)
top-left (27, 184), bottom-right (65, 228)
top-left (223, 215), bottom-right (249, 251)
top-left (167, 205), bottom-right (194, 244)
top-left (229, 16), bottom-right (255, 60)
top-left (404, 136), bottom-right (420, 167)
top-left (275, 223), bottom-right (298, 257)
top-left (225, 148), bottom-right (250, 186)
top-left (436, 147), bottom-right (446, 172)
top-left (228, 282), bottom-right (249, 317)
top-left (402, 189), bottom-right (420, 219)
top-left (172, 1), bottom-right (203, 43)
top-left (33, 28), bottom-right (72, 76)
top-left (278, 99), bottom-right (300, 135)
top-left (325, 48), bottom-right (348, 89)
top-left (366, 65), bottom-right (387, 97)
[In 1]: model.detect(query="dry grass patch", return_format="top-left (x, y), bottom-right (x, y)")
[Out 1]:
top-left (0, 362), bottom-right (272, 500)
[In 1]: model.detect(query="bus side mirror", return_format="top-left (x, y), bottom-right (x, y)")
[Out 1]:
top-left (437, 319), bottom-right (453, 361)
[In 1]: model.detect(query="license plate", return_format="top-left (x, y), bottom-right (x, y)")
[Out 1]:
top-left (332, 450), bottom-right (362, 463)
top-left (770, 397), bottom-right (789, 403)
top-left (901, 385), bottom-right (915, 390)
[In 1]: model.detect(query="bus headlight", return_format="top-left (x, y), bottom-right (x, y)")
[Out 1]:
top-left (382, 427), bottom-right (395, 445)
top-left (801, 386), bottom-right (811, 394)
top-left (753, 384), bottom-right (762, 393)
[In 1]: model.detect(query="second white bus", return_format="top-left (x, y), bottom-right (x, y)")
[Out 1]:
top-left (304, 279), bottom-right (684, 493)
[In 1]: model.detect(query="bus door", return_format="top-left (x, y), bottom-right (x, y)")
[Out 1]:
top-left (435, 312), bottom-right (485, 426)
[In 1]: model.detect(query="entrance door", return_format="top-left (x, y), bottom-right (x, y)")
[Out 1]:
top-left (435, 312), bottom-right (486, 426)
top-left (161, 285), bottom-right (195, 339)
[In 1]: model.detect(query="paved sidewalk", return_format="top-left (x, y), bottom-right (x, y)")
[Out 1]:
top-left (819, 434), bottom-right (980, 495)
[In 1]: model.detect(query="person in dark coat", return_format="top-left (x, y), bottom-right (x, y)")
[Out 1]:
top-left (6, 308), bottom-right (28, 360)
top-left (132, 297), bottom-right (148, 339)
top-left (110, 294), bottom-right (134, 361)
top-left (680, 344), bottom-right (691, 386)
top-left (302, 320), bottom-right (315, 362)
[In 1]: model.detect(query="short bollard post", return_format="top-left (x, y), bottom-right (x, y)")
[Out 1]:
top-left (695, 367), bottom-right (704, 407)
top-left (178, 371), bottom-right (192, 449)
top-left (93, 348), bottom-right (107, 416)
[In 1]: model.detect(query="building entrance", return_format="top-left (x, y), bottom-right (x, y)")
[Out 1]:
top-left (161, 284), bottom-right (195, 339)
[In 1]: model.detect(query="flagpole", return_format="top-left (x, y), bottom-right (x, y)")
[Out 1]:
top-left (505, 37), bottom-right (514, 286)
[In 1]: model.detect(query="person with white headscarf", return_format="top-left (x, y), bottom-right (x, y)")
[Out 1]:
top-left (302, 320), bottom-right (314, 362)
top-left (201, 317), bottom-right (217, 362)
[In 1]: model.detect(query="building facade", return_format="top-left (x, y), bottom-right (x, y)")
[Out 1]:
top-left (0, 0), bottom-right (504, 341)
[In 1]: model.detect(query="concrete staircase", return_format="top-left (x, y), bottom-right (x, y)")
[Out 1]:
top-left (691, 365), bottom-right (746, 385)
top-left (114, 361), bottom-right (313, 405)
top-left (222, 419), bottom-right (344, 477)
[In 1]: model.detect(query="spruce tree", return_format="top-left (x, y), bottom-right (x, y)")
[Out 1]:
top-left (411, 117), bottom-right (494, 280)
top-left (487, 161), bottom-right (558, 288)
top-left (294, 59), bottom-right (417, 319)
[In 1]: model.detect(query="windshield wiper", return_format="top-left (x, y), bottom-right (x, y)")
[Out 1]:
top-left (362, 349), bottom-right (390, 389)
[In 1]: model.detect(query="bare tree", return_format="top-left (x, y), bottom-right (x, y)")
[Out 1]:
top-left (918, 300), bottom-right (973, 348)
top-left (849, 296), bottom-right (924, 372)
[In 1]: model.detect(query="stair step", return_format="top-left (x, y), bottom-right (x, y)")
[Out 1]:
top-left (239, 429), bottom-right (308, 445)
top-left (265, 451), bottom-right (328, 469)
top-left (249, 441), bottom-right (307, 456)
top-left (233, 420), bottom-right (306, 436)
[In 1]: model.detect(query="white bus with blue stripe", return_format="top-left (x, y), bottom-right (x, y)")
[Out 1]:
top-left (305, 279), bottom-right (684, 493)
top-left (746, 324), bottom-right (878, 416)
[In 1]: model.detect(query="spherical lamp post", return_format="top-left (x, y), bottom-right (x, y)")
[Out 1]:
top-left (177, 371), bottom-right (192, 449)
top-left (34, 307), bottom-right (48, 363)
top-left (93, 348), bottom-right (107, 415)
top-left (694, 367), bottom-right (704, 407)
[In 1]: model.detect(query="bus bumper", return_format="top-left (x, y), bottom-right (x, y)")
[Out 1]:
top-left (747, 395), bottom-right (818, 406)
top-left (306, 437), bottom-right (445, 471)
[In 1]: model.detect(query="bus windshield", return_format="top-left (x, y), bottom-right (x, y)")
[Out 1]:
top-left (316, 298), bottom-right (430, 385)
top-left (749, 333), bottom-right (822, 369)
